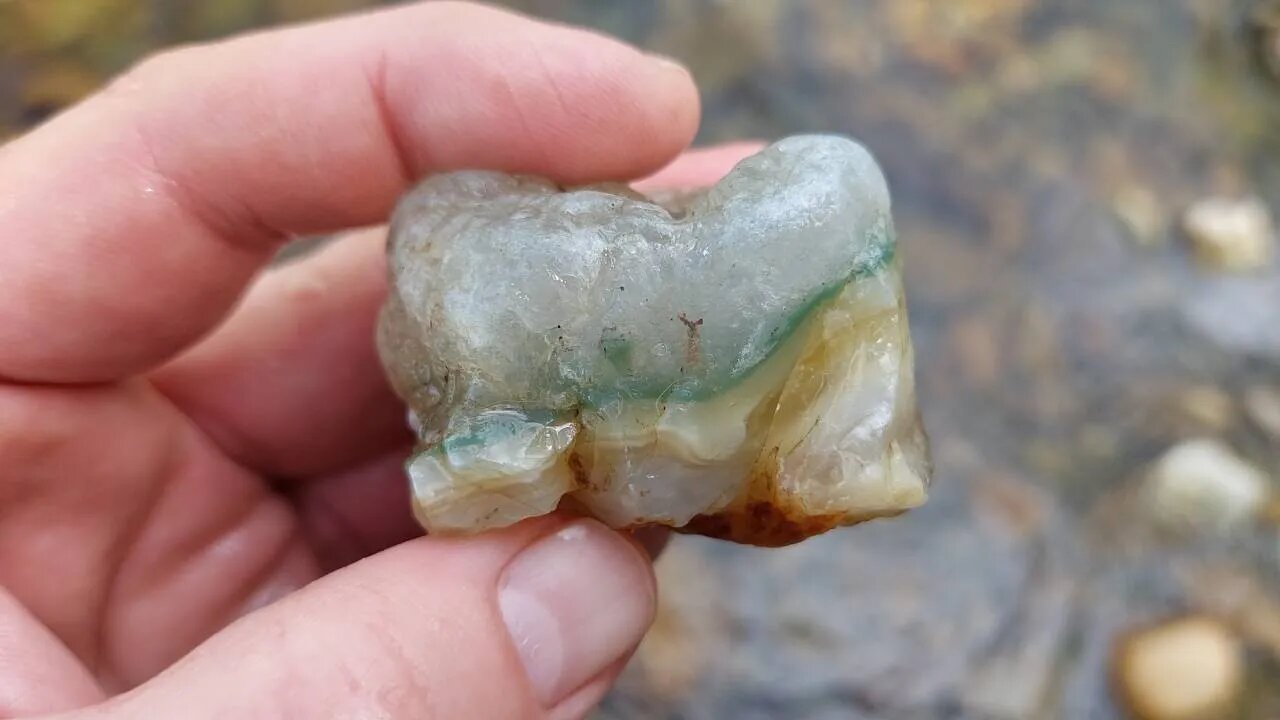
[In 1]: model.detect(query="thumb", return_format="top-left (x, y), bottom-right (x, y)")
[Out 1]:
top-left (82, 517), bottom-right (656, 720)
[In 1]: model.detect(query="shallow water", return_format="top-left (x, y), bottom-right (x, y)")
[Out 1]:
top-left (4, 0), bottom-right (1280, 717)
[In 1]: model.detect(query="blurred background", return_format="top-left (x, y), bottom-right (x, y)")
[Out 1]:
top-left (5, 0), bottom-right (1280, 718)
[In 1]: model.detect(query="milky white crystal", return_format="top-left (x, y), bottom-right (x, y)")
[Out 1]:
top-left (378, 135), bottom-right (931, 545)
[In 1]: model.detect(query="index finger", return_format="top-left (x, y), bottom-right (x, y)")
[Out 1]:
top-left (0, 2), bottom-right (699, 383)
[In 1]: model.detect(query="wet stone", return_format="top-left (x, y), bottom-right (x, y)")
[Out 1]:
top-left (1144, 438), bottom-right (1270, 533)
top-left (378, 136), bottom-right (931, 545)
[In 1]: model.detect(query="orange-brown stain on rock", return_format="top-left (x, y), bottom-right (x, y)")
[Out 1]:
top-left (566, 449), bottom-right (588, 489)
top-left (680, 502), bottom-right (847, 547)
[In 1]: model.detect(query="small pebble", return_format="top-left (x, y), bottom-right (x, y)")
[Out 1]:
top-left (1145, 438), bottom-right (1269, 531)
top-left (1113, 616), bottom-right (1243, 720)
top-left (1182, 196), bottom-right (1275, 272)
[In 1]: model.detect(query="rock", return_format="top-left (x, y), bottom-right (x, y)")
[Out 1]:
top-left (1113, 616), bottom-right (1243, 720)
top-left (1182, 196), bottom-right (1275, 272)
top-left (1145, 438), bottom-right (1269, 532)
top-left (378, 136), bottom-right (931, 545)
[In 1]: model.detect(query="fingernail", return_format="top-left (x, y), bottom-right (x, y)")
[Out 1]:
top-left (499, 519), bottom-right (656, 707)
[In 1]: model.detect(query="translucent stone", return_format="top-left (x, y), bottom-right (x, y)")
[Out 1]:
top-left (377, 135), bottom-right (932, 545)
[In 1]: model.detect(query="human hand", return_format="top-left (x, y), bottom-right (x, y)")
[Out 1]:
top-left (0, 3), bottom-right (759, 717)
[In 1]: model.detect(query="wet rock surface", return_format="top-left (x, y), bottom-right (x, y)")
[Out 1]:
top-left (378, 137), bottom-right (930, 544)
top-left (6, 0), bottom-right (1280, 717)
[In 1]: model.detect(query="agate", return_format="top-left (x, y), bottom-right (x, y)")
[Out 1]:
top-left (377, 135), bottom-right (931, 546)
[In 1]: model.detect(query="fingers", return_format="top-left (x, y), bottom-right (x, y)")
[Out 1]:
top-left (0, 588), bottom-right (104, 716)
top-left (634, 140), bottom-right (766, 191)
top-left (0, 1), bottom-right (700, 384)
top-left (0, 380), bottom-right (327, 691)
top-left (85, 518), bottom-right (656, 720)
top-left (293, 445), bottom-right (419, 571)
top-left (151, 228), bottom-right (406, 478)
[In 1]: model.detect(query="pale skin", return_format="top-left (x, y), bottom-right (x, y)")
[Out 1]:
top-left (0, 3), bottom-right (761, 718)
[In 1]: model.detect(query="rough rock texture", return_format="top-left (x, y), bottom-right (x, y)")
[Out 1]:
top-left (378, 135), bottom-right (931, 545)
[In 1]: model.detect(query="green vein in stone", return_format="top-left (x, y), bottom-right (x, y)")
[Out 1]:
top-left (585, 218), bottom-right (895, 404)
top-left (431, 221), bottom-right (897, 456)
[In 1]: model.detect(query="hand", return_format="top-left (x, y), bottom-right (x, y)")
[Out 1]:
top-left (0, 3), bottom-right (758, 718)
